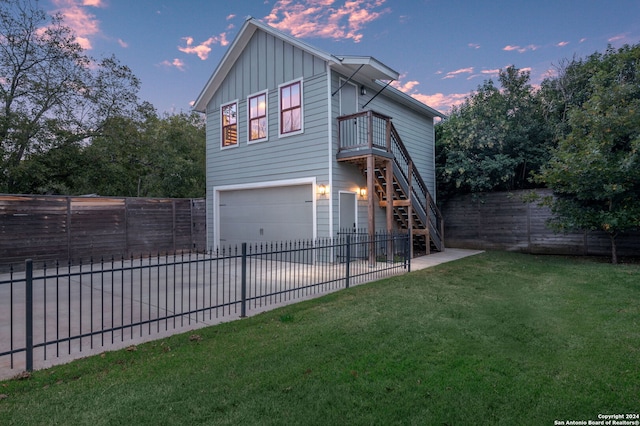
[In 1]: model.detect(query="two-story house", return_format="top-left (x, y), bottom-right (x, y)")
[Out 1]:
top-left (194, 17), bottom-right (445, 257)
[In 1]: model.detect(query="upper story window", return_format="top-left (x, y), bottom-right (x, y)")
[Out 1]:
top-left (248, 91), bottom-right (268, 143)
top-left (279, 79), bottom-right (303, 136)
top-left (221, 100), bottom-right (238, 148)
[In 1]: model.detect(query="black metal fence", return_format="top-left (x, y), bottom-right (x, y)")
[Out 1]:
top-left (0, 232), bottom-right (409, 375)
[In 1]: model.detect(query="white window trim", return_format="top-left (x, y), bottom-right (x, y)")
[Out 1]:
top-left (220, 99), bottom-right (239, 150)
top-left (278, 78), bottom-right (304, 138)
top-left (246, 90), bottom-right (269, 144)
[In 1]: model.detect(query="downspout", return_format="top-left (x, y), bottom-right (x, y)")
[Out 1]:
top-left (326, 62), bottom-right (334, 237)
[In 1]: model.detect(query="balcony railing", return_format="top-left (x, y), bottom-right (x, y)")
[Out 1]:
top-left (337, 110), bottom-right (443, 251)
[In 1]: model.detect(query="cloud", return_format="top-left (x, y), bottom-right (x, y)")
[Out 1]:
top-left (160, 58), bottom-right (186, 71)
top-left (481, 68), bottom-right (500, 75)
top-left (608, 33), bottom-right (628, 44)
top-left (117, 39), bottom-right (128, 48)
top-left (391, 74), bottom-right (468, 113)
top-left (442, 67), bottom-right (474, 79)
top-left (264, 0), bottom-right (390, 43)
top-left (540, 67), bottom-right (557, 80)
top-left (178, 34), bottom-right (229, 60)
top-left (502, 44), bottom-right (538, 53)
top-left (556, 41), bottom-right (569, 47)
top-left (51, 0), bottom-right (103, 50)
top-left (412, 92), bottom-right (468, 113)
top-left (391, 79), bottom-right (420, 93)
top-left (468, 43), bottom-right (480, 49)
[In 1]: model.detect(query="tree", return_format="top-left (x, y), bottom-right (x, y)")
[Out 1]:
top-left (142, 112), bottom-right (206, 198)
top-left (77, 106), bottom-right (206, 198)
top-left (0, 0), bottom-right (140, 192)
top-left (436, 66), bottom-right (552, 201)
top-left (536, 44), bottom-right (640, 264)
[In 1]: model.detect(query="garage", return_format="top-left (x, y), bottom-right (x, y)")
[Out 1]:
top-left (218, 184), bottom-right (314, 247)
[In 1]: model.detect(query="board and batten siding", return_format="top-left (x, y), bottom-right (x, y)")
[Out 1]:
top-left (204, 28), bottom-right (331, 247)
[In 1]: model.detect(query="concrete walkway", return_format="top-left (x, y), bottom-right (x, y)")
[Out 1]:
top-left (411, 248), bottom-right (484, 270)
top-left (0, 248), bottom-right (483, 381)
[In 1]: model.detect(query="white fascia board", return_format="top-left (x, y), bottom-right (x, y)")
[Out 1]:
top-left (336, 55), bottom-right (400, 81)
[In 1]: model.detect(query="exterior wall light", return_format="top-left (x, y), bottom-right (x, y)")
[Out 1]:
top-left (360, 86), bottom-right (367, 96)
top-left (359, 187), bottom-right (367, 198)
top-left (318, 184), bottom-right (328, 196)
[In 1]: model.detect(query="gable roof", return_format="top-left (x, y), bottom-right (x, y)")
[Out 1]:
top-left (193, 17), bottom-right (444, 119)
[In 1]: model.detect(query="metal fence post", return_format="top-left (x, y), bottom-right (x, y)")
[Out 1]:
top-left (25, 259), bottom-right (34, 372)
top-left (345, 235), bottom-right (351, 288)
top-left (406, 232), bottom-right (411, 273)
top-left (241, 243), bottom-right (247, 318)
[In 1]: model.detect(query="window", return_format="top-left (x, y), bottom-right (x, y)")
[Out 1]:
top-left (279, 80), bottom-right (303, 136)
top-left (248, 91), bottom-right (268, 142)
top-left (221, 101), bottom-right (238, 148)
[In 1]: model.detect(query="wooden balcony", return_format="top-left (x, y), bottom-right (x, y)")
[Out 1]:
top-left (337, 110), bottom-right (444, 256)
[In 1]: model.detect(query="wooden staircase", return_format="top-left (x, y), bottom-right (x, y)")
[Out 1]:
top-left (337, 110), bottom-right (444, 255)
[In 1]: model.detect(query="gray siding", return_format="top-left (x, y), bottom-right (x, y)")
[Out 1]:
top-left (328, 71), bottom-right (394, 234)
top-left (206, 30), bottom-right (325, 109)
top-left (205, 29), bottom-right (330, 247)
top-left (328, 70), bottom-right (435, 234)
top-left (206, 74), bottom-right (329, 184)
top-left (203, 26), bottom-right (437, 246)
top-left (360, 88), bottom-right (436, 199)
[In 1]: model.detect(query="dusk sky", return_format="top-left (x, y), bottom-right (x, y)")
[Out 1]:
top-left (42, 0), bottom-right (640, 115)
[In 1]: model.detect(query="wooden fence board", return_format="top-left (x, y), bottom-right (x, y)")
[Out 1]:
top-left (442, 189), bottom-right (640, 257)
top-left (0, 195), bottom-right (206, 270)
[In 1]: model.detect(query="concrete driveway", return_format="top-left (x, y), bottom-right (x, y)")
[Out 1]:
top-left (0, 248), bottom-right (482, 380)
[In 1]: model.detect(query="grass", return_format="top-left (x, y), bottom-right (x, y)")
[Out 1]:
top-left (1, 251), bottom-right (639, 425)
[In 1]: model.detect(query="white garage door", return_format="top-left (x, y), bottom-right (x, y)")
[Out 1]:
top-left (218, 185), bottom-right (313, 247)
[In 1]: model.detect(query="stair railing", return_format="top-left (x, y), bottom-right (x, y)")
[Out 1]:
top-left (337, 111), bottom-right (443, 250)
top-left (387, 121), bottom-right (443, 250)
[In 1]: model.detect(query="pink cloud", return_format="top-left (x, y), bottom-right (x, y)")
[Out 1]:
top-left (390, 74), bottom-right (467, 113)
top-left (178, 34), bottom-right (229, 60)
top-left (443, 67), bottom-right (474, 79)
top-left (608, 33), bottom-right (628, 44)
top-left (468, 43), bottom-right (481, 49)
top-left (556, 41), bottom-right (570, 47)
top-left (503, 44), bottom-right (538, 53)
top-left (117, 39), bottom-right (128, 48)
top-left (160, 58), bottom-right (186, 71)
top-left (264, 0), bottom-right (390, 43)
top-left (390, 79), bottom-right (420, 93)
top-left (540, 68), bottom-right (557, 80)
top-left (481, 69), bottom-right (500, 75)
top-left (51, 0), bottom-right (102, 49)
top-left (412, 92), bottom-right (468, 113)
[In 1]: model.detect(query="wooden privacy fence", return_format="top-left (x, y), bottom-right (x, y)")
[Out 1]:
top-left (441, 189), bottom-right (640, 256)
top-left (0, 195), bottom-right (206, 269)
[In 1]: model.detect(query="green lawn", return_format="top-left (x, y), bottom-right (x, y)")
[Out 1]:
top-left (1, 251), bottom-right (639, 425)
